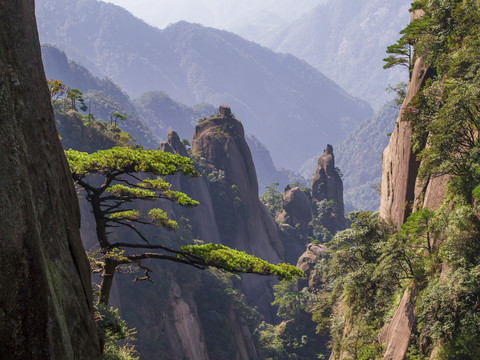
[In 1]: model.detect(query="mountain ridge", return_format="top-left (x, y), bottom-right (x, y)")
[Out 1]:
top-left (36, 0), bottom-right (373, 169)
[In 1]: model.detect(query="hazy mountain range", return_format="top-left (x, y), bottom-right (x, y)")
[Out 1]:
top-left (36, 0), bottom-right (372, 169)
top-left (260, 0), bottom-right (411, 109)
top-left (101, 0), bottom-right (327, 38)
top-left (100, 0), bottom-right (412, 110)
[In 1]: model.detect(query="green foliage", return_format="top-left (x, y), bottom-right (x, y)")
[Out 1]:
top-left (181, 138), bottom-right (191, 150)
top-left (273, 281), bottom-right (314, 321)
top-left (47, 78), bottom-right (68, 102)
top-left (67, 146), bottom-right (303, 313)
top-left (313, 4), bottom-right (480, 356)
top-left (302, 212), bottom-right (401, 357)
top-left (53, 101), bottom-right (135, 152)
top-left (383, 41), bottom-right (412, 71)
top-left (67, 88), bottom-right (87, 111)
top-left (400, 0), bottom-right (480, 189)
top-left (386, 82), bottom-right (407, 106)
top-left (181, 243), bottom-right (304, 280)
top-left (66, 147), bottom-right (198, 178)
top-left (416, 267), bottom-right (480, 358)
top-left (260, 182), bottom-right (284, 218)
top-left (309, 200), bottom-right (341, 242)
top-left (255, 322), bottom-right (292, 360)
top-left (95, 303), bottom-right (138, 360)
top-left (111, 111), bottom-right (127, 127)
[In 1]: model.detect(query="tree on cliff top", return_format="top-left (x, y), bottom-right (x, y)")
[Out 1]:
top-left (65, 147), bottom-right (303, 305)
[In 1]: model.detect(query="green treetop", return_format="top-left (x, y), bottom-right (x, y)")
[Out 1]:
top-left (111, 111), bottom-right (127, 127)
top-left (65, 147), bottom-right (303, 305)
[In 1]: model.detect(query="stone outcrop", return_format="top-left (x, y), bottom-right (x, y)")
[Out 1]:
top-left (378, 55), bottom-right (427, 227)
top-left (296, 243), bottom-right (328, 289)
top-left (277, 185), bottom-right (313, 232)
top-left (0, 1), bottom-right (100, 358)
top-left (377, 9), bottom-right (448, 360)
top-left (311, 144), bottom-right (345, 230)
top-left (379, 287), bottom-right (417, 360)
top-left (276, 185), bottom-right (314, 263)
top-left (192, 106), bottom-right (284, 321)
top-left (160, 129), bottom-right (222, 244)
top-left (379, 9), bottom-right (437, 228)
top-left (110, 269), bottom-right (211, 360)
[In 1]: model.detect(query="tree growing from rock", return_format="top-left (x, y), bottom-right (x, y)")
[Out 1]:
top-left (66, 147), bottom-right (303, 305)
top-left (67, 88), bottom-right (87, 111)
top-left (111, 111), bottom-right (127, 127)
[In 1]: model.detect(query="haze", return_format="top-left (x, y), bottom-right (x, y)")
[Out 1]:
top-left (101, 0), bottom-right (327, 38)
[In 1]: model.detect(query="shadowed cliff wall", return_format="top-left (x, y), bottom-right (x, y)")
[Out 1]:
top-left (0, 1), bottom-right (100, 358)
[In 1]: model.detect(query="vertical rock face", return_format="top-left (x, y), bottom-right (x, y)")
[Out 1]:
top-left (378, 57), bottom-right (427, 227)
top-left (0, 1), bottom-right (100, 358)
top-left (378, 9), bottom-right (450, 360)
top-left (378, 287), bottom-right (417, 360)
top-left (160, 129), bottom-right (222, 244)
top-left (379, 10), bottom-right (430, 228)
top-left (311, 144), bottom-right (345, 227)
top-left (192, 106), bottom-right (284, 321)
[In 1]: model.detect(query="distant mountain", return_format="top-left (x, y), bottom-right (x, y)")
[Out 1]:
top-left (101, 0), bottom-right (326, 37)
top-left (41, 44), bottom-right (217, 146)
top-left (41, 44), bottom-right (158, 148)
top-left (36, 0), bottom-right (373, 169)
top-left (259, 0), bottom-right (411, 110)
top-left (300, 101), bottom-right (397, 211)
top-left (134, 91), bottom-right (216, 142)
top-left (246, 134), bottom-right (308, 192)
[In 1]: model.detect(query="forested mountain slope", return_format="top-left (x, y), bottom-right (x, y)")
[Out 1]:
top-left (288, 2), bottom-right (480, 359)
top-left (35, 0), bottom-right (372, 169)
top-left (42, 44), bottom-right (218, 146)
top-left (260, 0), bottom-right (411, 110)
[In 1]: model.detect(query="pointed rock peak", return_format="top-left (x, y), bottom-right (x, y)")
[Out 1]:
top-left (167, 129), bottom-right (189, 157)
top-left (324, 144), bottom-right (333, 155)
top-left (317, 144), bottom-right (335, 173)
top-left (193, 105), bottom-right (245, 144)
top-left (167, 129), bottom-right (180, 143)
top-left (311, 144), bottom-right (345, 227)
top-left (158, 141), bottom-right (175, 154)
top-left (218, 105), bottom-right (233, 118)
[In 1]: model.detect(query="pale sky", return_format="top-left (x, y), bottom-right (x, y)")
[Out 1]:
top-left (101, 0), bottom-right (326, 35)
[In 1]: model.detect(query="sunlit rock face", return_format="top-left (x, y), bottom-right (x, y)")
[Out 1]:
top-left (0, 0), bottom-right (100, 358)
top-left (193, 106), bottom-right (284, 321)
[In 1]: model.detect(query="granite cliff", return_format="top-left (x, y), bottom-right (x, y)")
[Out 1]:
top-left (71, 105), bottom-right (283, 358)
top-left (379, 9), bottom-right (448, 229)
top-left (0, 0), bottom-right (100, 358)
top-left (192, 105), bottom-right (284, 321)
